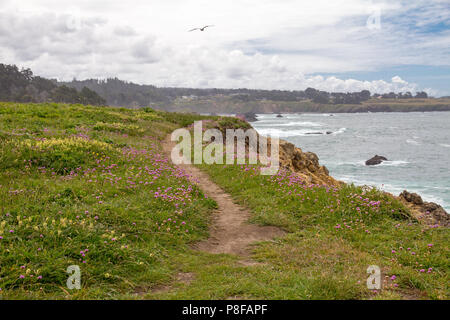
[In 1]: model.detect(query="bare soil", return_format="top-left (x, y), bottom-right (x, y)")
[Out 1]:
top-left (162, 135), bottom-right (285, 257)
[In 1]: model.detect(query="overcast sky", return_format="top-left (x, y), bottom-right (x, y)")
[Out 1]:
top-left (1, 0), bottom-right (449, 95)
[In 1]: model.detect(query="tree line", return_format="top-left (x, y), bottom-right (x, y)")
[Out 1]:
top-left (0, 64), bottom-right (106, 105)
top-left (1, 63), bottom-right (430, 108)
top-left (62, 78), bottom-right (429, 107)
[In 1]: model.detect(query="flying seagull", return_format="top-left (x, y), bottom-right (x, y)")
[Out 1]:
top-left (189, 25), bottom-right (214, 32)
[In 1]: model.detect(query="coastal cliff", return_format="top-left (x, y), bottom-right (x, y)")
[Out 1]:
top-left (276, 138), bottom-right (448, 226)
top-left (209, 118), bottom-right (338, 186)
top-left (2, 102), bottom-right (448, 300)
top-left (210, 118), bottom-right (448, 227)
top-left (277, 138), bottom-right (449, 226)
top-left (277, 139), bottom-right (339, 186)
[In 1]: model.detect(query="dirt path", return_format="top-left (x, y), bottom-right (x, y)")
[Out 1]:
top-left (162, 135), bottom-right (285, 257)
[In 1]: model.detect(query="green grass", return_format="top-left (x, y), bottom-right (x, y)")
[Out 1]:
top-left (0, 102), bottom-right (448, 300)
top-left (0, 102), bottom-right (217, 299)
top-left (191, 163), bottom-right (449, 300)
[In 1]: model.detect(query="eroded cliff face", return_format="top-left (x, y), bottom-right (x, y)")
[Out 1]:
top-left (277, 139), bottom-right (340, 186)
top-left (398, 191), bottom-right (449, 227)
top-left (210, 119), bottom-right (340, 186)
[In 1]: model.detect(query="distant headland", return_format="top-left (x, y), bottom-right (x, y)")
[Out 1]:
top-left (2, 63), bottom-right (449, 114)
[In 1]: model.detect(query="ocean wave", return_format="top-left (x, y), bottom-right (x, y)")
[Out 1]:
top-left (334, 175), bottom-right (357, 183)
top-left (254, 121), bottom-right (323, 127)
top-left (378, 160), bottom-right (410, 167)
top-left (335, 160), bottom-right (366, 167)
top-left (439, 143), bottom-right (450, 148)
top-left (299, 113), bottom-right (335, 117)
top-left (427, 186), bottom-right (450, 191)
top-left (332, 128), bottom-right (347, 135)
top-left (278, 121), bottom-right (324, 127)
top-left (255, 128), bottom-right (313, 137)
top-left (406, 139), bottom-right (421, 145)
top-left (334, 159), bottom-right (409, 167)
top-left (256, 127), bottom-right (346, 138)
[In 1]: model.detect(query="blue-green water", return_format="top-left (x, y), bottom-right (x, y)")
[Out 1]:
top-left (251, 112), bottom-right (450, 212)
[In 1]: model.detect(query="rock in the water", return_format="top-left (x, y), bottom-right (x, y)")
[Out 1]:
top-left (276, 114), bottom-right (283, 118)
top-left (365, 155), bottom-right (388, 166)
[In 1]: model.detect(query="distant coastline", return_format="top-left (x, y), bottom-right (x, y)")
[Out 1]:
top-left (2, 63), bottom-right (449, 115)
top-left (164, 97), bottom-right (450, 115)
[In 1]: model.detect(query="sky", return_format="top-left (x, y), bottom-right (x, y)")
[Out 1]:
top-left (0, 0), bottom-right (449, 95)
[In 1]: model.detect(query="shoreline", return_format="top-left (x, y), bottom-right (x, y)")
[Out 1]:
top-left (333, 173), bottom-right (449, 212)
top-left (273, 135), bottom-right (450, 226)
top-left (199, 110), bottom-right (450, 119)
top-left (246, 113), bottom-right (450, 215)
top-left (169, 97), bottom-right (450, 115)
top-left (212, 113), bottom-right (449, 226)
top-left (250, 110), bottom-right (450, 117)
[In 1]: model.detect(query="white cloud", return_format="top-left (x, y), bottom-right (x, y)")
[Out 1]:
top-left (0, 0), bottom-right (448, 94)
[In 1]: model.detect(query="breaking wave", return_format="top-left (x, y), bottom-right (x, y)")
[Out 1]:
top-left (406, 139), bottom-right (421, 145)
top-left (256, 127), bottom-right (346, 138)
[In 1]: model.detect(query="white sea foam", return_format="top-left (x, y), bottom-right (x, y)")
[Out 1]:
top-left (278, 121), bottom-right (323, 127)
top-left (439, 143), bottom-right (450, 148)
top-left (298, 113), bottom-right (334, 117)
top-left (332, 128), bottom-right (347, 135)
top-left (256, 127), bottom-right (346, 138)
top-left (334, 159), bottom-right (409, 167)
top-left (337, 160), bottom-right (365, 166)
top-left (406, 139), bottom-right (420, 145)
top-left (256, 128), bottom-right (314, 137)
top-left (378, 160), bottom-right (410, 167)
top-left (255, 121), bottom-right (324, 127)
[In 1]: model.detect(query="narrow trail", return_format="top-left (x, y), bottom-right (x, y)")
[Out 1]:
top-left (162, 135), bottom-right (285, 257)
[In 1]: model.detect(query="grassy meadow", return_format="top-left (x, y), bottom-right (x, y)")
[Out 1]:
top-left (195, 163), bottom-right (449, 299)
top-left (0, 102), bottom-right (448, 299)
top-left (0, 102), bottom-right (218, 298)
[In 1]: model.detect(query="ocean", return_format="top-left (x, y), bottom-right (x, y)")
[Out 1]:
top-left (251, 112), bottom-right (450, 212)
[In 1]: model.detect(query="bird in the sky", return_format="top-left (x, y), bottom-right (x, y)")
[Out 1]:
top-left (189, 25), bottom-right (214, 32)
